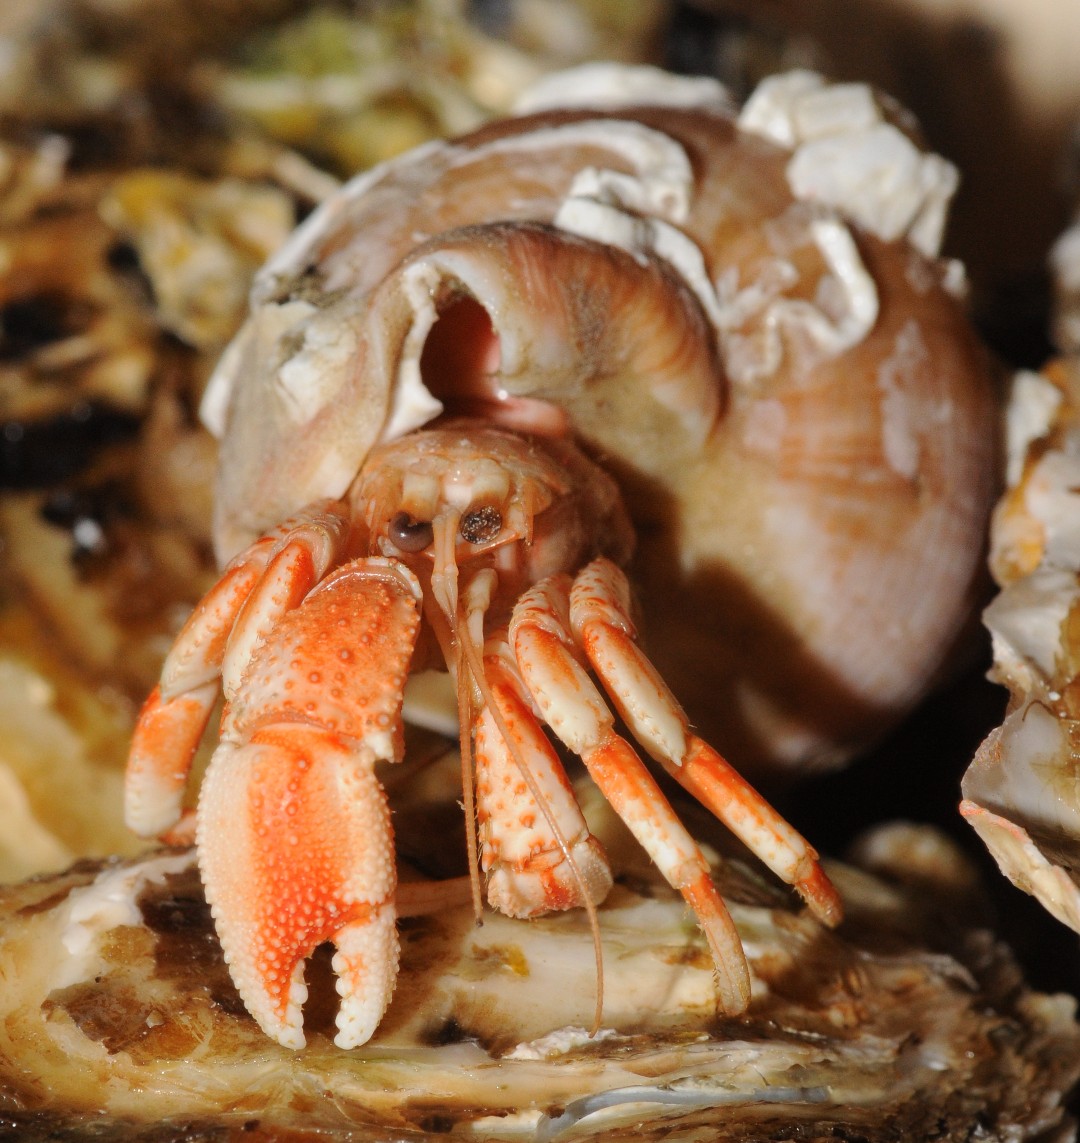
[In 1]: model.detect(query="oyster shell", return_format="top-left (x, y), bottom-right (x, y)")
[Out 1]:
top-left (962, 355), bottom-right (1080, 932)
top-left (960, 189), bottom-right (1080, 937)
top-left (0, 778), bottom-right (1077, 1141)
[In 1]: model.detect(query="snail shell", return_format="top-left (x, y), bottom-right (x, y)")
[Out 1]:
top-left (202, 65), bottom-right (1000, 778)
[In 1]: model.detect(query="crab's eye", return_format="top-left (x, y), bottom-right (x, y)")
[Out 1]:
top-left (389, 512), bottom-right (434, 552)
top-left (460, 506), bottom-right (502, 545)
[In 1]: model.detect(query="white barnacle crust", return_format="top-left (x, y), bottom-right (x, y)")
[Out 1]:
top-left (200, 297), bottom-right (317, 437)
top-left (711, 216), bottom-right (880, 388)
top-left (770, 217), bottom-right (880, 359)
top-left (471, 120), bottom-right (694, 224)
top-left (554, 198), bottom-right (712, 304)
top-left (984, 567), bottom-right (1079, 684)
top-left (546, 115), bottom-right (879, 391)
top-left (1003, 369), bottom-right (1063, 488)
top-left (876, 320), bottom-right (942, 482)
top-left (736, 69), bottom-right (825, 149)
top-left (974, 368), bottom-right (1080, 692)
top-left (1020, 450), bottom-right (1080, 570)
top-left (275, 308), bottom-right (362, 425)
top-left (739, 70), bottom-right (959, 261)
top-left (974, 703), bottom-right (1080, 838)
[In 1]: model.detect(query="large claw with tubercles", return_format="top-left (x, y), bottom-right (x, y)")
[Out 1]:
top-left (196, 558), bottom-right (422, 1049)
top-left (125, 498), bottom-right (426, 1049)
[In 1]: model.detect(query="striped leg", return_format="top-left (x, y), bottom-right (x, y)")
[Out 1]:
top-left (510, 574), bottom-right (752, 1015)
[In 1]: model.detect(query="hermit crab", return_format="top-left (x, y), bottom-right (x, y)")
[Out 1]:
top-left (124, 65), bottom-right (1000, 1050)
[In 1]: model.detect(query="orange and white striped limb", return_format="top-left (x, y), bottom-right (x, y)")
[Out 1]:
top-left (570, 558), bottom-right (843, 929)
top-left (508, 572), bottom-right (753, 1015)
top-left (474, 641), bottom-right (614, 918)
top-left (505, 559), bottom-right (844, 1014)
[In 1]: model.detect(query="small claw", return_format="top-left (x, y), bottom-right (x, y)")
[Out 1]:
top-left (332, 905), bottom-right (400, 1048)
top-left (125, 682), bottom-right (217, 838)
top-left (158, 559), bottom-right (265, 698)
top-left (221, 503), bottom-right (351, 698)
top-left (475, 652), bottom-right (613, 918)
top-left (126, 501), bottom-right (353, 846)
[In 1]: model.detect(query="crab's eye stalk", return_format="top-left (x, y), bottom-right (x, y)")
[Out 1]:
top-left (389, 512), bottom-right (434, 552)
top-left (460, 506), bottom-right (502, 545)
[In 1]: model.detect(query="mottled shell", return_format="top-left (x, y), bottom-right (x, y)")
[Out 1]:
top-left (203, 65), bottom-right (1000, 777)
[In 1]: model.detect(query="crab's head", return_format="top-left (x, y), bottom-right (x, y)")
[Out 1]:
top-left (351, 420), bottom-right (632, 628)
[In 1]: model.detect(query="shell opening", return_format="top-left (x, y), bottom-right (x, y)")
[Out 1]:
top-left (419, 297), bottom-right (502, 415)
top-left (417, 295), bottom-right (569, 437)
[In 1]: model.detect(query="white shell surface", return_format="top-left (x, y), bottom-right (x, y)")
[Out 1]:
top-left (512, 60), bottom-right (732, 116)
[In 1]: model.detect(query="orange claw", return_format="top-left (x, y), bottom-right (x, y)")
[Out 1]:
top-left (474, 645), bottom-right (613, 919)
top-left (197, 558), bottom-right (423, 1049)
top-left (125, 682), bottom-right (217, 840)
top-left (198, 726), bottom-right (399, 1049)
